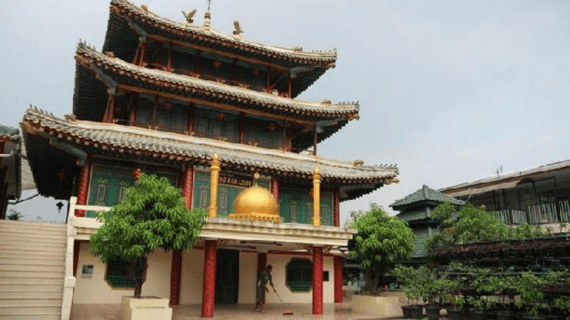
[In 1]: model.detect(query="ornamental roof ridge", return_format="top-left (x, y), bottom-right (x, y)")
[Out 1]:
top-left (76, 43), bottom-right (359, 118)
top-left (111, 0), bottom-right (337, 65)
top-left (22, 107), bottom-right (398, 182)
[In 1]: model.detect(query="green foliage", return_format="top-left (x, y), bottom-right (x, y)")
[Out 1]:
top-left (349, 204), bottom-right (415, 291)
top-left (555, 296), bottom-right (570, 314)
top-left (516, 271), bottom-right (547, 316)
top-left (90, 173), bottom-right (207, 297)
top-left (425, 203), bottom-right (548, 254)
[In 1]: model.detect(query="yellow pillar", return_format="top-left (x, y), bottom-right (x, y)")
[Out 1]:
top-left (313, 168), bottom-right (321, 227)
top-left (209, 154), bottom-right (221, 218)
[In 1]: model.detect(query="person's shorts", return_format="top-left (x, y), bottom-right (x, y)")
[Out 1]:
top-left (256, 285), bottom-right (264, 303)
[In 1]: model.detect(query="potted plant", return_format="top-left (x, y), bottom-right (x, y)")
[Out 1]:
top-left (554, 296), bottom-right (570, 320)
top-left (441, 278), bottom-right (464, 320)
top-left (516, 271), bottom-right (547, 320)
top-left (391, 265), bottom-right (423, 318)
top-left (90, 173), bottom-right (207, 320)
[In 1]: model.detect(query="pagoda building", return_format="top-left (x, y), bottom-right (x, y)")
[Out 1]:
top-left (21, 0), bottom-right (398, 317)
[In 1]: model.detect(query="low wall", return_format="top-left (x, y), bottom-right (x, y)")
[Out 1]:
top-left (351, 294), bottom-right (403, 317)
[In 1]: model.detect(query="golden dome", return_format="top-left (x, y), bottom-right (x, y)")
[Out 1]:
top-left (229, 185), bottom-right (281, 223)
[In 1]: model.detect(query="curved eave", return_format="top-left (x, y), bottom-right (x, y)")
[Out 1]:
top-left (102, 1), bottom-right (335, 97)
top-left (105, 0), bottom-right (336, 67)
top-left (22, 107), bottom-right (398, 201)
top-left (74, 43), bottom-right (358, 123)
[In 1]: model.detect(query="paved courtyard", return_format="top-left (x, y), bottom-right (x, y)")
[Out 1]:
top-left (71, 302), bottom-right (396, 320)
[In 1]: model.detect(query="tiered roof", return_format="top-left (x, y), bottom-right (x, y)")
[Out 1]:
top-left (74, 43), bottom-right (358, 149)
top-left (391, 185), bottom-right (465, 211)
top-left (103, 0), bottom-right (337, 98)
top-left (22, 107), bottom-right (398, 200)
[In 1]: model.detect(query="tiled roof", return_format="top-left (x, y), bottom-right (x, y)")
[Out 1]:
top-left (391, 185), bottom-right (465, 210)
top-left (107, 0), bottom-right (337, 67)
top-left (22, 107), bottom-right (398, 186)
top-left (441, 160), bottom-right (570, 198)
top-left (75, 43), bottom-right (359, 121)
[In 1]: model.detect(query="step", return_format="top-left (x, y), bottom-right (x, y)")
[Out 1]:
top-left (0, 298), bottom-right (62, 307)
top-left (0, 242), bottom-right (65, 252)
top-left (0, 315), bottom-right (60, 320)
top-left (0, 316), bottom-right (60, 320)
top-left (0, 285), bottom-right (62, 293)
top-left (0, 258), bottom-right (64, 267)
top-left (0, 264), bottom-right (64, 272)
top-left (0, 291), bottom-right (62, 299)
top-left (0, 237), bottom-right (66, 246)
top-left (0, 220), bottom-right (66, 229)
top-left (0, 277), bottom-right (64, 285)
top-left (0, 252), bottom-right (65, 261)
top-left (0, 271), bottom-right (65, 279)
top-left (0, 306), bottom-right (61, 315)
top-left (0, 244), bottom-right (66, 253)
top-left (0, 231), bottom-right (67, 241)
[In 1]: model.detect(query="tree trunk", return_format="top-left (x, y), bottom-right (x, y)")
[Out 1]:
top-left (371, 271), bottom-right (381, 292)
top-left (128, 256), bottom-right (148, 298)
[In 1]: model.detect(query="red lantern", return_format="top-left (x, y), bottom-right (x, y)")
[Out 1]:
top-left (132, 168), bottom-right (142, 182)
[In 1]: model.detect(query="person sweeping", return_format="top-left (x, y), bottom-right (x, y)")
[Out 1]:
top-left (255, 265), bottom-right (275, 313)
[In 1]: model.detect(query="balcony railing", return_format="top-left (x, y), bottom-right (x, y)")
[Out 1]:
top-left (494, 200), bottom-right (570, 225)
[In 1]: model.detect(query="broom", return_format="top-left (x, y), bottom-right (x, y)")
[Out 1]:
top-left (274, 289), bottom-right (294, 315)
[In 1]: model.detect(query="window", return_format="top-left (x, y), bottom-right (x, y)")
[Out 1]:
top-left (117, 182), bottom-right (130, 203)
top-left (94, 179), bottom-right (108, 205)
top-left (286, 258), bottom-right (312, 292)
top-left (106, 259), bottom-right (145, 288)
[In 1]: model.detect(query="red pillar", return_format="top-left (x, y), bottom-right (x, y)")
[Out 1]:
top-left (257, 252), bottom-right (267, 279)
top-left (334, 256), bottom-right (343, 303)
top-left (170, 250), bottom-right (183, 305)
top-left (312, 247), bottom-right (323, 315)
top-left (257, 252), bottom-right (267, 304)
top-left (76, 157), bottom-right (92, 217)
top-left (270, 178), bottom-right (279, 200)
top-left (171, 165), bottom-right (193, 306)
top-left (333, 189), bottom-right (340, 227)
top-left (201, 240), bottom-right (217, 318)
top-left (182, 166), bottom-right (194, 209)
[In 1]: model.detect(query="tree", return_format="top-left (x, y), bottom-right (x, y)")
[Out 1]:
top-left (425, 202), bottom-right (548, 254)
top-left (90, 173), bottom-right (207, 298)
top-left (7, 209), bottom-right (23, 220)
top-left (348, 204), bottom-right (415, 292)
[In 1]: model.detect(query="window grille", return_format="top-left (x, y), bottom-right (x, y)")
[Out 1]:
top-left (286, 258), bottom-right (312, 292)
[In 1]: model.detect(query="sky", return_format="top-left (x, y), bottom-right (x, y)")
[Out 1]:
top-left (2, 0), bottom-right (570, 224)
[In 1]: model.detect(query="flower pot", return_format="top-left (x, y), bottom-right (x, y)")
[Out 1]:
top-left (496, 311), bottom-right (514, 320)
top-left (425, 304), bottom-right (440, 320)
top-left (410, 304), bottom-right (423, 319)
top-left (402, 305), bottom-right (412, 318)
top-left (446, 307), bottom-right (462, 320)
top-left (521, 315), bottom-right (545, 320)
top-left (470, 310), bottom-right (487, 320)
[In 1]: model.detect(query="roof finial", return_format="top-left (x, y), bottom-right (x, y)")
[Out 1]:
top-left (203, 0), bottom-right (211, 29)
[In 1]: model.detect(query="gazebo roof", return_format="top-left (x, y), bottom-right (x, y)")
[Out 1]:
top-left (103, 0), bottom-right (336, 97)
top-left (391, 185), bottom-right (465, 211)
top-left (22, 107), bottom-right (398, 201)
